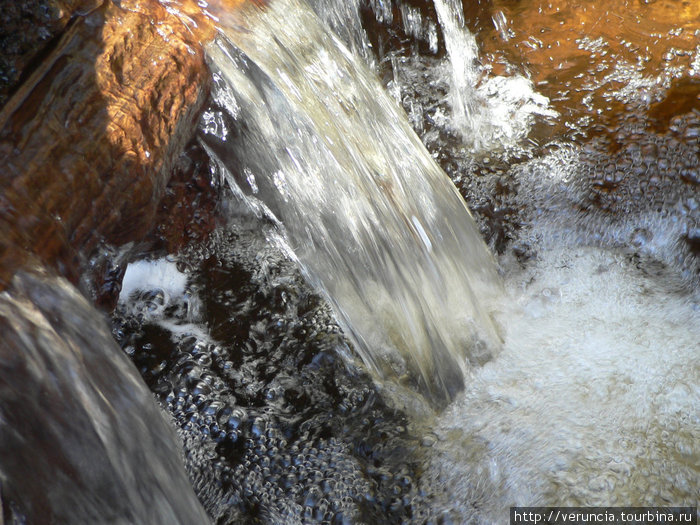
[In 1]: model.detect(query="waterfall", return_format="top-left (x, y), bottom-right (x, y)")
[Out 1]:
top-left (2, 0), bottom-right (697, 522)
top-left (197, 0), bottom-right (504, 406)
top-left (433, 0), bottom-right (557, 150)
top-left (432, 0), bottom-right (481, 133)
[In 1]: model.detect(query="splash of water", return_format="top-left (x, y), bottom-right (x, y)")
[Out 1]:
top-left (433, 0), bottom-right (556, 150)
top-left (432, 0), bottom-right (481, 129)
top-left (196, 0), bottom-right (504, 406)
top-left (423, 240), bottom-right (700, 521)
top-left (109, 0), bottom-right (698, 520)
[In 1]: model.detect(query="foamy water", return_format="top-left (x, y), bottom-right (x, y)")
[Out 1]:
top-left (121, 259), bottom-right (188, 301)
top-left (431, 0), bottom-right (556, 151)
top-left (369, 2), bottom-right (700, 516)
top-left (422, 237), bottom-right (699, 521)
top-left (200, 0), bottom-right (699, 515)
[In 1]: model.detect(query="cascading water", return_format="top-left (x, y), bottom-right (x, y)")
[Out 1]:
top-left (111, 0), bottom-right (698, 521)
top-left (196, 0), bottom-right (504, 406)
top-left (432, 0), bottom-right (480, 132)
top-left (373, 0), bottom-right (699, 520)
top-left (431, 0), bottom-right (557, 150)
top-left (2, 0), bottom-right (698, 522)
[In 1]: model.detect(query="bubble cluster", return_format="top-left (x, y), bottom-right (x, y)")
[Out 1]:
top-left (113, 224), bottom-right (443, 523)
top-left (422, 245), bottom-right (700, 522)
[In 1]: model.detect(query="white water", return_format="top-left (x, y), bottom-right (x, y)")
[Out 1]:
top-left (416, 3), bottom-right (699, 518)
top-left (1, 0), bottom-right (696, 522)
top-left (197, 0), bottom-right (504, 406)
top-left (422, 238), bottom-right (699, 521)
top-left (123, 0), bottom-right (698, 518)
top-left (204, 0), bottom-right (698, 516)
top-left (432, 0), bottom-right (480, 133)
top-left (192, 0), bottom-right (699, 514)
top-left (121, 259), bottom-right (188, 301)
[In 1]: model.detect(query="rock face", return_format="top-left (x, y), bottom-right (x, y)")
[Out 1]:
top-left (0, 0), bottom-right (211, 289)
top-left (0, 0), bottom-right (103, 107)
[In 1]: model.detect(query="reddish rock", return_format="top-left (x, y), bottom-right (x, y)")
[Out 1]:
top-left (0, 0), bottom-right (213, 289)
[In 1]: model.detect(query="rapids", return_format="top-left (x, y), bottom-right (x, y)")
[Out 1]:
top-left (1, 0), bottom-right (698, 523)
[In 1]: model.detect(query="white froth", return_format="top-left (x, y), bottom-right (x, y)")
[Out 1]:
top-left (425, 243), bottom-right (699, 521)
top-left (119, 259), bottom-right (188, 303)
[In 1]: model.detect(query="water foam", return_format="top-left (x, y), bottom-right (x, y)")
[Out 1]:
top-left (422, 238), bottom-right (699, 521)
top-left (120, 259), bottom-right (188, 303)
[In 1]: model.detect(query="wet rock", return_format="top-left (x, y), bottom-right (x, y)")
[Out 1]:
top-left (144, 141), bottom-right (223, 256)
top-left (0, 0), bottom-right (211, 290)
top-left (0, 1), bottom-right (237, 522)
top-left (0, 269), bottom-right (211, 524)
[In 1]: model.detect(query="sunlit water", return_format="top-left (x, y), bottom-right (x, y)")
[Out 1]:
top-left (197, 0), bottom-right (504, 406)
top-left (378, 0), bottom-right (700, 519)
top-left (2, 0), bottom-right (697, 522)
top-left (424, 241), bottom-right (699, 522)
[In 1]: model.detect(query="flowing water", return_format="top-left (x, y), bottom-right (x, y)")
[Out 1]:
top-left (197, 0), bottom-right (504, 406)
top-left (1, 0), bottom-right (698, 523)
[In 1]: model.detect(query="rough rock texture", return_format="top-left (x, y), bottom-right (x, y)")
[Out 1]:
top-left (0, 0), bottom-right (211, 290)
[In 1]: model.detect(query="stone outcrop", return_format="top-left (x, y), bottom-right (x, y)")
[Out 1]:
top-left (0, 0), bottom-right (213, 289)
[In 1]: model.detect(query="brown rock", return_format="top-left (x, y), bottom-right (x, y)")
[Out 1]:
top-left (0, 0), bottom-right (213, 289)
